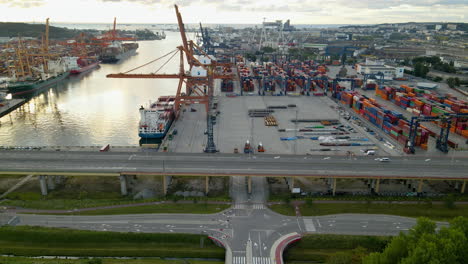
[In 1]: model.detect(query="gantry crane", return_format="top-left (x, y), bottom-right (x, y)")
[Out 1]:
top-left (405, 113), bottom-right (468, 154)
top-left (107, 5), bottom-right (233, 153)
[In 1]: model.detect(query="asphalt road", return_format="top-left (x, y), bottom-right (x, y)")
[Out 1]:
top-left (0, 150), bottom-right (467, 179)
top-left (0, 175), bottom-right (449, 264)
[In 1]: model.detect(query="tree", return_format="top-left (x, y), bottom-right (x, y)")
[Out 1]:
top-left (447, 78), bottom-right (457, 88)
top-left (341, 53), bottom-right (347, 64)
top-left (443, 194), bottom-right (456, 209)
top-left (363, 217), bottom-right (468, 264)
top-left (245, 53), bottom-right (257, 62)
top-left (261, 46), bottom-right (275, 53)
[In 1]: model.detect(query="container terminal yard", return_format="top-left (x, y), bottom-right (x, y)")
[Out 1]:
top-left (0, 5), bottom-right (466, 199)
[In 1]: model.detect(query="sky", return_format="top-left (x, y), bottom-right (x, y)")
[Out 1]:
top-left (0, 0), bottom-right (466, 25)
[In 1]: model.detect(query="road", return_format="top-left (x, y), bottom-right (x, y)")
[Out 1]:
top-left (0, 150), bottom-right (467, 179)
top-left (0, 177), bottom-right (447, 264)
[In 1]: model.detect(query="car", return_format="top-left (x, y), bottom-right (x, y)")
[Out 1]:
top-left (378, 158), bottom-right (390, 162)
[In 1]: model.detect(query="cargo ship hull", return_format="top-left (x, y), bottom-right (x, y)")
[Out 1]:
top-left (70, 61), bottom-right (100, 74)
top-left (138, 96), bottom-right (175, 139)
top-left (99, 43), bottom-right (138, 63)
top-left (7, 71), bottom-right (70, 96)
top-left (138, 119), bottom-right (173, 139)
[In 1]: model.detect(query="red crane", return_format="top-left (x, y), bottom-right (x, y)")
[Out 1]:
top-left (92, 18), bottom-right (136, 42)
top-left (107, 5), bottom-right (233, 116)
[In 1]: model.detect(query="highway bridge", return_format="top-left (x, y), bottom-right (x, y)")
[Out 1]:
top-left (0, 150), bottom-right (467, 195)
top-left (0, 151), bottom-right (467, 178)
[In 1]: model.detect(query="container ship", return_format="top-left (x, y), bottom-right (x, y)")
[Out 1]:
top-left (138, 96), bottom-right (176, 139)
top-left (99, 42), bottom-right (138, 63)
top-left (64, 57), bottom-right (100, 74)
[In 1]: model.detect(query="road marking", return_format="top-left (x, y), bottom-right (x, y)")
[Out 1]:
top-left (303, 219), bottom-right (316, 232)
top-left (234, 204), bottom-right (247, 209)
top-left (234, 256), bottom-right (246, 264)
top-left (316, 219), bottom-right (322, 227)
top-left (253, 257), bottom-right (270, 264)
top-left (253, 204), bottom-right (265, 209)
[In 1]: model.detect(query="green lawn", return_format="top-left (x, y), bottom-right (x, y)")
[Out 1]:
top-left (0, 226), bottom-right (225, 259)
top-left (269, 203), bottom-right (468, 221)
top-left (284, 234), bottom-right (390, 263)
top-left (1, 197), bottom-right (151, 210)
top-left (56, 203), bottom-right (230, 215)
top-left (0, 257), bottom-right (223, 264)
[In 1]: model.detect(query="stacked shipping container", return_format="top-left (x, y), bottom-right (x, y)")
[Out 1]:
top-left (374, 84), bottom-right (468, 139)
top-left (338, 90), bottom-right (431, 149)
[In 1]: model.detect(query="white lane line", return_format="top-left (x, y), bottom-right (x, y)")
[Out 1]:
top-left (316, 219), bottom-right (322, 228)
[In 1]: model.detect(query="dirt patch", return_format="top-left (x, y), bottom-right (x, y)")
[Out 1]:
top-left (127, 175), bottom-right (164, 197)
top-left (0, 176), bottom-right (25, 193)
top-left (167, 176), bottom-right (228, 197)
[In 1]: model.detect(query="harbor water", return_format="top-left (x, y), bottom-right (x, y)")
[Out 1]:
top-left (0, 31), bottom-right (185, 147)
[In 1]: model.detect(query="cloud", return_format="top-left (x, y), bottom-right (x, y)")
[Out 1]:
top-left (100, 0), bottom-right (194, 7)
top-left (0, 0), bottom-right (45, 8)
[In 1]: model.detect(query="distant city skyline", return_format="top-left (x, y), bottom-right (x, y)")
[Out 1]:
top-left (0, 0), bottom-right (466, 24)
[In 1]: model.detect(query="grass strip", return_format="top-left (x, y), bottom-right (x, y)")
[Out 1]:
top-left (269, 203), bottom-right (468, 221)
top-left (33, 203), bottom-right (231, 215)
top-left (2, 196), bottom-right (231, 211)
top-left (0, 256), bottom-right (224, 264)
top-left (284, 234), bottom-right (390, 262)
top-left (0, 226), bottom-right (225, 259)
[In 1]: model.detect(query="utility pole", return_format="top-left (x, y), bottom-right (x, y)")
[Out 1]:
top-left (294, 109), bottom-right (298, 154)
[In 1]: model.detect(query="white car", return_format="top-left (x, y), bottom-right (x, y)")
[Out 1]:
top-left (378, 158), bottom-right (390, 162)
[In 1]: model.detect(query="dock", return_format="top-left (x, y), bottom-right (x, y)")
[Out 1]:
top-left (0, 99), bottom-right (26, 119)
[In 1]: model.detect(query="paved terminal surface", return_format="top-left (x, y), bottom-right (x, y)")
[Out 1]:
top-left (0, 150), bottom-right (467, 179)
top-left (163, 73), bottom-right (467, 156)
top-left (166, 94), bottom-right (405, 156)
top-left (1, 176), bottom-right (446, 264)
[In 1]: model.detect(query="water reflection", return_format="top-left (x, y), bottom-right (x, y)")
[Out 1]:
top-left (0, 32), bottom-right (183, 146)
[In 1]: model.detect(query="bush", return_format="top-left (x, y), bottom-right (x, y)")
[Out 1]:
top-left (444, 194), bottom-right (456, 209)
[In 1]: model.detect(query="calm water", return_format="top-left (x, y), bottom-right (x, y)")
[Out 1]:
top-left (0, 31), bottom-right (189, 147)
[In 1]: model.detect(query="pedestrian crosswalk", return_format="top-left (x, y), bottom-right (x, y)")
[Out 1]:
top-left (253, 257), bottom-right (271, 264)
top-left (234, 204), bottom-right (248, 209)
top-left (233, 204), bottom-right (266, 210)
top-left (303, 219), bottom-right (316, 232)
top-left (252, 204), bottom-right (265, 209)
top-left (233, 256), bottom-right (245, 264)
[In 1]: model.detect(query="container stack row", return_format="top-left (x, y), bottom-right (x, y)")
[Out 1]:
top-left (375, 84), bottom-right (468, 139)
top-left (338, 91), bottom-right (431, 149)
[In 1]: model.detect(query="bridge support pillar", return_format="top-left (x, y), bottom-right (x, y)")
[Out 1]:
top-left (286, 177), bottom-right (295, 191)
top-left (247, 176), bottom-right (252, 194)
top-left (47, 176), bottom-right (56, 190)
top-left (205, 176), bottom-right (209, 195)
top-left (39, 175), bottom-right (48, 196)
top-left (375, 179), bottom-right (380, 193)
top-left (120, 175), bottom-right (128, 196)
top-left (461, 180), bottom-right (466, 194)
top-left (417, 180), bottom-right (423, 194)
top-left (332, 178), bottom-right (337, 196)
top-left (163, 175), bottom-right (172, 195)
